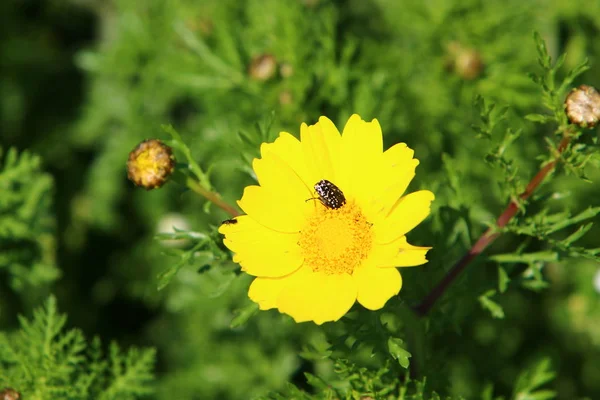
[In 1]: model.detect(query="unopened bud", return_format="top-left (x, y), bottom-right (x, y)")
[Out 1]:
top-left (127, 139), bottom-right (175, 190)
top-left (185, 18), bottom-right (213, 36)
top-left (445, 42), bottom-right (484, 80)
top-left (198, 18), bottom-right (213, 36)
top-left (0, 388), bottom-right (20, 400)
top-left (565, 85), bottom-right (600, 128)
top-left (279, 90), bottom-right (293, 106)
top-left (249, 54), bottom-right (277, 81)
top-left (279, 62), bottom-right (294, 78)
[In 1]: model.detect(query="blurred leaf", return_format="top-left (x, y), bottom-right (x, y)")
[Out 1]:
top-left (478, 290), bottom-right (505, 319)
top-left (498, 267), bottom-right (510, 293)
top-left (512, 358), bottom-right (556, 400)
top-left (0, 147), bottom-right (58, 294)
top-left (387, 337), bottom-right (412, 369)
top-left (157, 241), bottom-right (209, 291)
top-left (230, 302), bottom-right (259, 328)
top-left (0, 296), bottom-right (155, 399)
top-left (490, 251), bottom-right (559, 264)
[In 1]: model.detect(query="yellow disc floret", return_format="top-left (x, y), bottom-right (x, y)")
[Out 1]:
top-left (299, 200), bottom-right (373, 275)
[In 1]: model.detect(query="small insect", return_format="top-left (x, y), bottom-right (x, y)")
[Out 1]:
top-left (313, 179), bottom-right (346, 209)
top-left (221, 218), bottom-right (238, 225)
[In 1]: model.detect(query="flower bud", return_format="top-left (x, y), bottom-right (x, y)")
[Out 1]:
top-left (279, 90), bottom-right (293, 106)
top-left (445, 41), bottom-right (484, 80)
top-left (184, 17), bottom-right (213, 36)
top-left (127, 139), bottom-right (175, 190)
top-left (0, 388), bottom-right (20, 400)
top-left (564, 85), bottom-right (600, 128)
top-left (249, 54), bottom-right (277, 81)
top-left (279, 62), bottom-right (294, 78)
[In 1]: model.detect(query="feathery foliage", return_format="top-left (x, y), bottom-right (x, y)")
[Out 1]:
top-left (0, 296), bottom-right (155, 400)
top-left (0, 147), bottom-right (59, 294)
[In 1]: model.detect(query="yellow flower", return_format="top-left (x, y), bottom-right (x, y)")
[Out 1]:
top-left (219, 115), bottom-right (434, 324)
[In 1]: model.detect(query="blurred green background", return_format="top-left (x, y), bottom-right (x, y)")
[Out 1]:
top-left (1, 0), bottom-right (600, 399)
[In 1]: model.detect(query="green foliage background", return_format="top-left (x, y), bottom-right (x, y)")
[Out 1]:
top-left (1, 0), bottom-right (600, 398)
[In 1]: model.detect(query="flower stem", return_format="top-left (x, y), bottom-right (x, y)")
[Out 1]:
top-left (186, 178), bottom-right (240, 217)
top-left (414, 134), bottom-right (572, 316)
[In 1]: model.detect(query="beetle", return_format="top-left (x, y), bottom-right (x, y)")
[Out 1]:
top-left (312, 179), bottom-right (346, 209)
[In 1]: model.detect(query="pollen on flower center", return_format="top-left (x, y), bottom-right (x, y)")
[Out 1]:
top-left (298, 200), bottom-right (374, 275)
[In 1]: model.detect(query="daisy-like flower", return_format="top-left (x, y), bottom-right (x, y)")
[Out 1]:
top-left (219, 115), bottom-right (434, 324)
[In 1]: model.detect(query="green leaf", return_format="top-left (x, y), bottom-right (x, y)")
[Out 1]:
top-left (304, 372), bottom-right (329, 391)
top-left (0, 296), bottom-right (155, 399)
top-left (512, 358), bottom-right (556, 400)
top-left (156, 241), bottom-right (209, 291)
top-left (546, 207), bottom-right (600, 234)
top-left (533, 32), bottom-right (551, 69)
top-left (161, 124), bottom-right (212, 189)
top-left (0, 147), bottom-right (58, 292)
top-left (562, 223), bottom-right (593, 245)
top-left (498, 267), bottom-right (510, 293)
top-left (230, 302), bottom-right (259, 328)
top-left (490, 251), bottom-right (559, 264)
top-left (387, 337), bottom-right (412, 369)
top-left (558, 58), bottom-right (591, 94)
top-left (478, 290), bottom-right (505, 319)
top-left (524, 114), bottom-right (552, 124)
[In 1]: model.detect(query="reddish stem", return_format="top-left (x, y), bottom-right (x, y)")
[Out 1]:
top-left (187, 178), bottom-right (241, 217)
top-left (413, 135), bottom-right (571, 316)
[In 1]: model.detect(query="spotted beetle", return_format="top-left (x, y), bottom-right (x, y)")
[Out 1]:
top-left (313, 179), bottom-right (346, 209)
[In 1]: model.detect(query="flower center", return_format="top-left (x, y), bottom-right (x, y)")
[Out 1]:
top-left (299, 200), bottom-right (374, 275)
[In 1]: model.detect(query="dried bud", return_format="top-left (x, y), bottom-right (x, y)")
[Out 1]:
top-left (198, 18), bottom-right (213, 36)
top-left (249, 54), bottom-right (277, 81)
top-left (279, 62), bottom-right (294, 78)
top-left (0, 388), bottom-right (20, 400)
top-left (279, 90), bottom-right (293, 106)
top-left (564, 85), bottom-right (600, 128)
top-left (445, 41), bottom-right (484, 80)
top-left (127, 139), bottom-right (175, 190)
top-left (184, 18), bottom-right (213, 36)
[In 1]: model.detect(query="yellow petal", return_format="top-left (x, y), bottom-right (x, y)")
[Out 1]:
top-left (219, 216), bottom-right (303, 277)
top-left (337, 115), bottom-right (384, 209)
top-left (253, 148), bottom-right (313, 208)
top-left (248, 276), bottom-right (286, 310)
top-left (370, 143), bottom-right (420, 220)
top-left (276, 266), bottom-right (357, 324)
top-left (300, 117), bottom-right (342, 185)
top-left (375, 190), bottom-right (434, 244)
top-left (237, 185), bottom-right (305, 232)
top-left (260, 132), bottom-right (312, 189)
top-left (354, 265), bottom-right (402, 310)
top-left (369, 236), bottom-right (431, 267)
